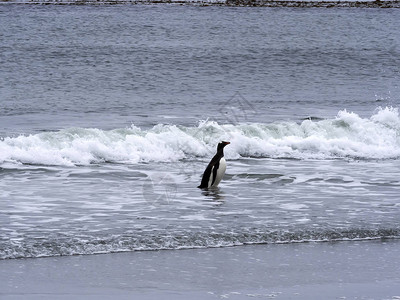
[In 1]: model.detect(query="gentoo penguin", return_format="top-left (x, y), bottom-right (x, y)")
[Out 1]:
top-left (198, 141), bottom-right (230, 189)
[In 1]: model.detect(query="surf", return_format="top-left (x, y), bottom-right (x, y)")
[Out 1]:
top-left (0, 107), bottom-right (399, 166)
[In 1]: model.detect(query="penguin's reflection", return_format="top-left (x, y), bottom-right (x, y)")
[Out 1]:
top-left (201, 187), bottom-right (225, 204)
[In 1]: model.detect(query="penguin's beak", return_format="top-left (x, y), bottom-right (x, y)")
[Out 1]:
top-left (222, 141), bottom-right (230, 145)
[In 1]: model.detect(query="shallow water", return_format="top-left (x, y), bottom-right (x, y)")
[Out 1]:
top-left (1, 5), bottom-right (400, 259)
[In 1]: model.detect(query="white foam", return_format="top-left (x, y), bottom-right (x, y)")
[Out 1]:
top-left (1, 107), bottom-right (400, 166)
top-left (279, 203), bottom-right (309, 210)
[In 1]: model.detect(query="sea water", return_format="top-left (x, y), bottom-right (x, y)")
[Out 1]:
top-left (0, 4), bottom-right (400, 259)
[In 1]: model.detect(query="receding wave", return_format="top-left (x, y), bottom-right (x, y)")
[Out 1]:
top-left (1, 227), bottom-right (399, 259)
top-left (1, 107), bottom-right (400, 166)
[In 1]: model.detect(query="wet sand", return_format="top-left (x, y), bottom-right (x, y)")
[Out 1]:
top-left (1, 239), bottom-right (400, 299)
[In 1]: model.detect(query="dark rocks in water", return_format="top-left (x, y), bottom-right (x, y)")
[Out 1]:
top-left (2, 0), bottom-right (399, 7)
top-left (301, 116), bottom-right (325, 121)
top-left (225, 0), bottom-right (400, 7)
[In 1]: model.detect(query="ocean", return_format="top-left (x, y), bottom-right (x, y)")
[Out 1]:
top-left (0, 4), bottom-right (400, 260)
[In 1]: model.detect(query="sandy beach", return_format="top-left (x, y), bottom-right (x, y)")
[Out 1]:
top-left (1, 239), bottom-right (400, 300)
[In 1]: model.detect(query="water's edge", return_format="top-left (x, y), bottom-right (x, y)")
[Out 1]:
top-left (2, 228), bottom-right (399, 260)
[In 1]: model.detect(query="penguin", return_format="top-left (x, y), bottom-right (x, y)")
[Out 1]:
top-left (198, 141), bottom-right (230, 189)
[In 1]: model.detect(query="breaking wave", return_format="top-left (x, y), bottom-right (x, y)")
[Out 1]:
top-left (2, 228), bottom-right (399, 260)
top-left (1, 107), bottom-right (400, 166)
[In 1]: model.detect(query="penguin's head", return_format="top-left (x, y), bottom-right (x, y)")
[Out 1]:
top-left (217, 141), bottom-right (230, 152)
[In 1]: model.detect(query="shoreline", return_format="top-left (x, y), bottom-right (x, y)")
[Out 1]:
top-left (1, 0), bottom-right (400, 7)
top-left (1, 239), bottom-right (400, 299)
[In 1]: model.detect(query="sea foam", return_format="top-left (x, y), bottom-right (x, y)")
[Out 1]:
top-left (1, 107), bottom-right (399, 166)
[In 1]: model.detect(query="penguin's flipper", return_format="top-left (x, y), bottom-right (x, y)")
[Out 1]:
top-left (198, 165), bottom-right (213, 189)
top-left (210, 161), bottom-right (220, 186)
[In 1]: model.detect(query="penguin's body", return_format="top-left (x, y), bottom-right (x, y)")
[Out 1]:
top-left (198, 141), bottom-right (230, 189)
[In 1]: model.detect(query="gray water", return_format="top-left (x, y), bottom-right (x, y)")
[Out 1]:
top-left (1, 5), bottom-right (400, 259)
